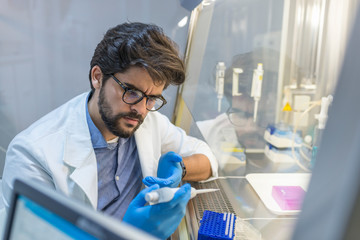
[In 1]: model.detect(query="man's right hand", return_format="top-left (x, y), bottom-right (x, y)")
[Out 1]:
top-left (122, 183), bottom-right (191, 240)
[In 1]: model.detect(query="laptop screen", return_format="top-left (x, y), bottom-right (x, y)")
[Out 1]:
top-left (9, 195), bottom-right (97, 240)
top-left (3, 179), bottom-right (158, 240)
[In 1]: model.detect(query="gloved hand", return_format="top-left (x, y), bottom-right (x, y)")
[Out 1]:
top-left (123, 183), bottom-right (191, 240)
top-left (143, 151), bottom-right (183, 188)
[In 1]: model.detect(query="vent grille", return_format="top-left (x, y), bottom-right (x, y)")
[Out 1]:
top-left (191, 180), bottom-right (236, 223)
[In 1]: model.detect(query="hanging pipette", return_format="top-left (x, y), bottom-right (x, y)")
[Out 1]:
top-left (250, 63), bottom-right (264, 122)
top-left (216, 62), bottom-right (226, 112)
top-left (145, 187), bottom-right (220, 205)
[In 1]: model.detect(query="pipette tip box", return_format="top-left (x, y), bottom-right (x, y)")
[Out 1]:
top-left (198, 210), bottom-right (236, 240)
top-left (272, 185), bottom-right (305, 210)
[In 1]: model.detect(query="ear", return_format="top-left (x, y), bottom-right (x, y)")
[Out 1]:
top-left (90, 65), bottom-right (103, 90)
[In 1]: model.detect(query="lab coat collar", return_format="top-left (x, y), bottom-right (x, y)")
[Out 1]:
top-left (63, 93), bottom-right (94, 168)
top-left (63, 92), bottom-right (98, 209)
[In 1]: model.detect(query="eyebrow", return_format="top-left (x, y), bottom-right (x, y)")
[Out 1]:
top-left (123, 82), bottom-right (164, 98)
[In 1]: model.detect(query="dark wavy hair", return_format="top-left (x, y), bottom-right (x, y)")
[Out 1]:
top-left (89, 22), bottom-right (185, 91)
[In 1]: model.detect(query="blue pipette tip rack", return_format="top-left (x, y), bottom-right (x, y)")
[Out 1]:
top-left (198, 210), bottom-right (236, 240)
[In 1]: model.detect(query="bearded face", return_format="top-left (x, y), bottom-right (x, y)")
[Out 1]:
top-left (98, 84), bottom-right (144, 138)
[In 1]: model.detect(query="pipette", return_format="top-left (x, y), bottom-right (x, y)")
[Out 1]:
top-left (145, 187), bottom-right (220, 205)
top-left (216, 62), bottom-right (226, 112)
top-left (250, 63), bottom-right (264, 122)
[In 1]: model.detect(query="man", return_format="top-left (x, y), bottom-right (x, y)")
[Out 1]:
top-left (2, 22), bottom-right (218, 239)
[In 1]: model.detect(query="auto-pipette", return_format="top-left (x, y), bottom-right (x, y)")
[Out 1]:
top-left (216, 62), bottom-right (226, 112)
top-left (145, 187), bottom-right (220, 205)
top-left (250, 63), bottom-right (264, 122)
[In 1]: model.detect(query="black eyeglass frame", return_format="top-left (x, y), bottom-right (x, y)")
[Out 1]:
top-left (111, 74), bottom-right (167, 111)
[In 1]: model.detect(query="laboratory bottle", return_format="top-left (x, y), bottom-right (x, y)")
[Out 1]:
top-left (311, 126), bottom-right (323, 168)
top-left (311, 95), bottom-right (333, 167)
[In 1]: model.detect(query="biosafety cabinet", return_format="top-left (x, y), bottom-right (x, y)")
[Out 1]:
top-left (173, 0), bottom-right (359, 239)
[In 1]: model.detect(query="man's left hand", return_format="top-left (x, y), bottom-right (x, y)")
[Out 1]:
top-left (143, 151), bottom-right (182, 188)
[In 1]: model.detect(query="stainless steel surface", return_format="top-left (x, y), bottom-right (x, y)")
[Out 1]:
top-left (186, 153), bottom-right (302, 240)
top-left (191, 180), bottom-right (236, 222)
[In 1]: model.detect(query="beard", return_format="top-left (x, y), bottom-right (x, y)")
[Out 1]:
top-left (98, 87), bottom-right (144, 138)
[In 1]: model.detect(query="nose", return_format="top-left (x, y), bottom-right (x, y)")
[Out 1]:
top-left (130, 97), bottom-right (148, 116)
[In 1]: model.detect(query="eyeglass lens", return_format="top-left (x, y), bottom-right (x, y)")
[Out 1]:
top-left (123, 89), bottom-right (164, 111)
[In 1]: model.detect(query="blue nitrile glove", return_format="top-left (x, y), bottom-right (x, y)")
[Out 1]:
top-left (143, 151), bottom-right (182, 188)
top-left (123, 183), bottom-right (191, 240)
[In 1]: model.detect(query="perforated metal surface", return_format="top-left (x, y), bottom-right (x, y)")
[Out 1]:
top-left (190, 180), bottom-right (262, 240)
top-left (191, 180), bottom-right (236, 223)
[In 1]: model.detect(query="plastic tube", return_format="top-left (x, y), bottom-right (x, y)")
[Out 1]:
top-left (315, 95), bottom-right (333, 129)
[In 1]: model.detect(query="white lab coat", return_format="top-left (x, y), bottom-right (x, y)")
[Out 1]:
top-left (2, 92), bottom-right (218, 210)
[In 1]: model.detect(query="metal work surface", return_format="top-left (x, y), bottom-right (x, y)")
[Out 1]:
top-left (191, 180), bottom-right (236, 222)
top-left (185, 154), bottom-right (301, 240)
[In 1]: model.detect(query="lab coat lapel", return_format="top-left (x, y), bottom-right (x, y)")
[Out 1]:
top-left (64, 134), bottom-right (98, 209)
top-left (63, 93), bottom-right (98, 209)
top-left (135, 121), bottom-right (157, 179)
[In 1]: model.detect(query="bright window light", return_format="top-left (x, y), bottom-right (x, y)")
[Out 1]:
top-left (178, 16), bottom-right (188, 28)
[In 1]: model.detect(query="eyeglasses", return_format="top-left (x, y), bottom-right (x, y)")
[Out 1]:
top-left (111, 74), bottom-right (167, 111)
top-left (227, 107), bottom-right (253, 127)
